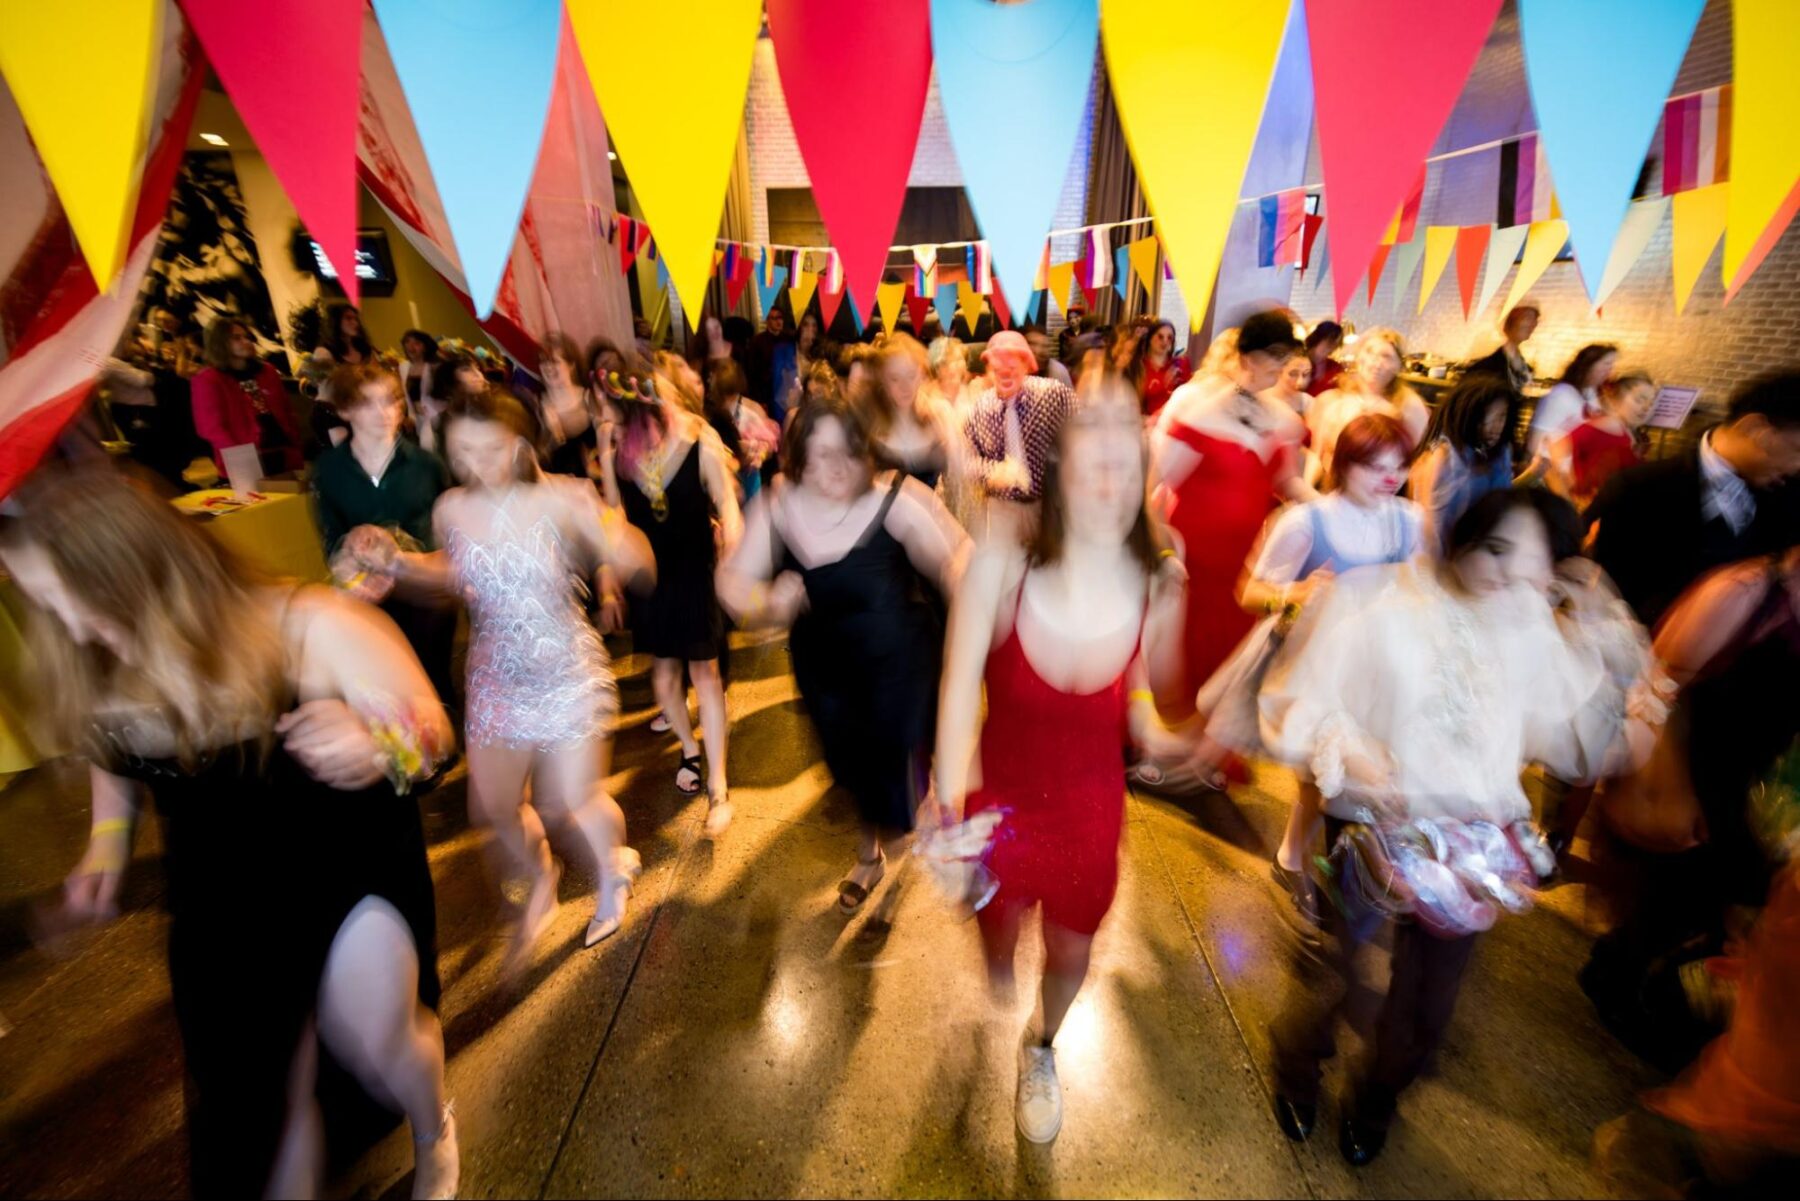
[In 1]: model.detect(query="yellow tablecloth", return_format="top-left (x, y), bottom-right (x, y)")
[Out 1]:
top-left (171, 489), bottom-right (329, 583)
top-left (0, 490), bottom-right (327, 784)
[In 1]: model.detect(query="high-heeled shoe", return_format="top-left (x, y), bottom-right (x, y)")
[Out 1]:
top-left (412, 1100), bottom-right (459, 1200)
top-left (703, 793), bottom-right (733, 837)
top-left (585, 848), bottom-right (642, 947)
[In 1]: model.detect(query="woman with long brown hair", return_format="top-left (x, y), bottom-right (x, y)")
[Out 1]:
top-left (934, 383), bottom-right (1188, 1144)
top-left (859, 332), bottom-right (966, 497)
top-left (2, 468), bottom-right (457, 1198)
top-left (353, 388), bottom-right (656, 955)
top-left (1306, 327), bottom-right (1429, 480)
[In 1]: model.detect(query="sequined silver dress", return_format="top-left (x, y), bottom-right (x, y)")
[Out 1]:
top-left (447, 506), bottom-right (617, 749)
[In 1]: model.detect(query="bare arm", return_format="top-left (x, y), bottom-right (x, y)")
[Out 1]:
top-left (697, 424), bottom-right (745, 554)
top-left (1652, 560), bottom-right (1770, 688)
top-left (1142, 554), bottom-right (1187, 702)
top-left (716, 487), bottom-right (804, 630)
top-left (887, 477), bottom-right (973, 600)
top-left (934, 546), bottom-right (1020, 818)
top-left (62, 766), bottom-right (145, 921)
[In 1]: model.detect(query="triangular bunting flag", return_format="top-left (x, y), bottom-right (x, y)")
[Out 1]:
top-left (1672, 182), bottom-right (1729, 314)
top-left (934, 282), bottom-right (959, 332)
top-left (1298, 214), bottom-right (1325, 271)
top-left (1381, 166), bottom-right (1427, 245)
top-left (768, 1), bottom-right (931, 326)
top-left (1417, 227), bottom-right (1458, 312)
top-left (1454, 224), bottom-right (1492, 318)
top-left (1502, 219), bottom-right (1570, 315)
top-left (875, 280), bottom-right (906, 334)
top-left (620, 217), bottom-right (641, 273)
top-left (571, 0), bottom-right (762, 324)
top-left (904, 287), bottom-right (932, 335)
top-left (1724, 0), bottom-right (1800, 297)
top-left (1047, 261), bottom-right (1077, 315)
top-left (1310, 0), bottom-right (1503, 314)
top-left (1390, 237), bottom-right (1426, 305)
top-left (712, 247), bottom-right (726, 276)
top-left (373, 0), bottom-right (562, 315)
top-left (788, 269), bottom-right (820, 318)
top-left (656, 255), bottom-right (672, 293)
top-left (1518, 0), bottom-right (1704, 300)
top-left (755, 264), bottom-right (789, 319)
top-left (185, 0), bottom-right (364, 302)
top-left (1079, 278), bottom-right (1101, 311)
top-left (956, 281), bottom-right (985, 331)
top-left (726, 255), bottom-right (755, 309)
top-left (1594, 197), bottom-right (1668, 309)
top-left (1360, 243), bottom-right (1389, 307)
top-left (1476, 225), bottom-right (1531, 318)
top-left (1113, 244), bottom-right (1132, 302)
top-left (639, 231), bottom-right (656, 261)
top-left (992, 283), bottom-right (1014, 329)
top-left (1127, 237), bottom-right (1160, 298)
top-left (0, 0), bottom-right (163, 288)
top-left (818, 282), bottom-right (847, 329)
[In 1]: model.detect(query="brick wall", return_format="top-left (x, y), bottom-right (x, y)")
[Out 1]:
top-left (743, 34), bottom-right (1092, 331)
top-left (1284, 0), bottom-right (1789, 424)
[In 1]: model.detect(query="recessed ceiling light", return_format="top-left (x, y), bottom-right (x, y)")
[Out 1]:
top-left (608, 150), bottom-right (618, 161)
top-left (199, 132), bottom-right (229, 146)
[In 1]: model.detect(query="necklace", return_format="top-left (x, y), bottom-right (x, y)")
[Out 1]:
top-left (635, 443), bottom-right (670, 521)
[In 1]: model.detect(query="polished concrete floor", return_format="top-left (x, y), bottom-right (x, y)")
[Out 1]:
top-left (0, 632), bottom-right (1664, 1198)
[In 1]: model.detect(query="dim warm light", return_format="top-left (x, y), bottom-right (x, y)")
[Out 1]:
top-left (199, 132), bottom-right (229, 146)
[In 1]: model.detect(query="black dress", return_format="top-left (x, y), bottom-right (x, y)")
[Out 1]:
top-left (621, 443), bottom-right (725, 660)
top-left (111, 735), bottom-right (440, 1196)
top-left (779, 474), bottom-right (942, 832)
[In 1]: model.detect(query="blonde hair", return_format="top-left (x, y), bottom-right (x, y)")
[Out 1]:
top-left (1353, 328), bottom-right (1407, 400)
top-left (860, 332), bottom-right (939, 435)
top-left (3, 469), bottom-right (287, 767)
top-left (652, 350), bottom-right (703, 416)
top-left (1199, 327), bottom-right (1239, 378)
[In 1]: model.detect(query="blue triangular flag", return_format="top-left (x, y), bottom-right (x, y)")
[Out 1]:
top-left (934, 282), bottom-right (958, 331)
top-left (755, 264), bottom-right (789, 318)
top-left (1113, 244), bottom-right (1132, 301)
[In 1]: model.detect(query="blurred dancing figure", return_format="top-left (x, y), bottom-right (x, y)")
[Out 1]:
top-left (864, 332), bottom-right (966, 498)
top-left (961, 330), bottom-right (1076, 544)
top-left (362, 389), bottom-right (655, 953)
top-left (935, 391), bottom-right (1187, 1144)
top-left (718, 391), bottom-right (968, 914)
top-left (601, 370), bottom-right (744, 835)
top-left (1232, 414), bottom-right (1422, 924)
top-left (1256, 488), bottom-right (1660, 1166)
top-left (1148, 309), bottom-right (1309, 722)
top-left (1306, 328), bottom-right (1429, 480)
top-left (1408, 374), bottom-right (1520, 555)
top-left (1, 469), bottom-right (457, 1198)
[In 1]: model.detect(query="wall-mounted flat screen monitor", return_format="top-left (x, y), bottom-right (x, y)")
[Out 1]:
top-left (294, 228), bottom-right (399, 297)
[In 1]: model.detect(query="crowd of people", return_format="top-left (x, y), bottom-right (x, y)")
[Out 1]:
top-left (6, 292), bottom-right (1800, 1198)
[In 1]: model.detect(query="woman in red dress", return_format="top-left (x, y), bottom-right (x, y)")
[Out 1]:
top-left (935, 387), bottom-right (1187, 1145)
top-left (1148, 310), bottom-right (1310, 720)
top-left (1129, 319), bottom-right (1191, 418)
top-left (1549, 371), bottom-right (1654, 508)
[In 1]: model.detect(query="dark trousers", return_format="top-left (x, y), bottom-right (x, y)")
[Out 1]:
top-left (1271, 823), bottom-right (1480, 1129)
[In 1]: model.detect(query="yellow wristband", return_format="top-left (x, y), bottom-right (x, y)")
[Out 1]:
top-left (1127, 689), bottom-right (1155, 706)
top-left (92, 818), bottom-right (131, 838)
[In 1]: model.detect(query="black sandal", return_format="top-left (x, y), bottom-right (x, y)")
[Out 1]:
top-left (837, 853), bottom-right (886, 914)
top-left (675, 754), bottom-right (703, 795)
top-left (1270, 859), bottom-right (1321, 927)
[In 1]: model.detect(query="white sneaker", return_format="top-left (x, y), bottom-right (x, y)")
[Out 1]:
top-left (1016, 1043), bottom-right (1063, 1143)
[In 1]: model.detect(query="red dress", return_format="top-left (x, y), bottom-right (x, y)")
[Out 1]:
top-left (966, 591), bottom-right (1138, 936)
top-left (1565, 420), bottom-right (1639, 507)
top-left (1139, 356), bottom-right (1191, 417)
top-left (1157, 380), bottom-right (1303, 717)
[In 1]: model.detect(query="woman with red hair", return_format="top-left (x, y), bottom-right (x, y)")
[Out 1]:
top-left (1231, 414), bottom-right (1422, 923)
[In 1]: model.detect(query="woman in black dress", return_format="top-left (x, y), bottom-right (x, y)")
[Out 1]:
top-left (599, 370), bottom-right (743, 835)
top-left (1, 469), bottom-right (457, 1198)
top-left (533, 332), bottom-right (601, 480)
top-left (718, 391), bottom-right (968, 911)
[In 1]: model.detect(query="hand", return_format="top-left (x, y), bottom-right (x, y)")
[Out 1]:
top-left (1152, 553), bottom-right (1188, 606)
top-left (1288, 569), bottom-right (1333, 608)
top-left (1551, 558), bottom-right (1609, 619)
top-left (276, 699), bottom-right (386, 790)
top-left (598, 586), bottom-right (626, 634)
top-left (766, 571), bottom-right (808, 622)
top-left (61, 837), bottom-right (128, 923)
top-left (987, 457), bottom-right (1029, 494)
top-left (345, 525), bottom-right (399, 571)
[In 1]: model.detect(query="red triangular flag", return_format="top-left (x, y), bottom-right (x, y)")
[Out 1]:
top-left (989, 280), bottom-right (1012, 330)
top-left (819, 282), bottom-right (847, 329)
top-left (619, 217), bottom-right (640, 273)
top-left (1365, 242), bottom-right (1393, 306)
top-left (904, 286), bottom-right (932, 334)
top-left (726, 255), bottom-right (755, 309)
top-left (185, 0), bottom-right (364, 303)
top-left (1454, 225), bottom-right (1491, 319)
top-left (1299, 214), bottom-right (1325, 271)
top-left (1079, 279), bottom-right (1100, 310)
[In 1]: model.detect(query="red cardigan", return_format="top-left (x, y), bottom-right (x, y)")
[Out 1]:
top-left (190, 362), bottom-right (303, 472)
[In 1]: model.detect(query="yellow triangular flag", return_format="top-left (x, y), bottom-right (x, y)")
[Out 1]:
top-left (1047, 261), bottom-right (1077, 314)
top-left (0, 0), bottom-right (162, 288)
top-left (1103, 0), bottom-right (1288, 330)
top-left (1127, 236), bottom-right (1160, 297)
top-left (1502, 219), bottom-right (1569, 316)
top-left (1672, 183), bottom-right (1729, 315)
top-left (712, 247), bottom-right (725, 273)
top-left (876, 280), bottom-right (906, 334)
top-left (788, 269), bottom-right (819, 318)
top-left (570, 0), bottom-right (762, 325)
top-left (956, 281), bottom-right (984, 332)
top-left (1417, 227), bottom-right (1459, 314)
top-left (1724, 0), bottom-right (1800, 294)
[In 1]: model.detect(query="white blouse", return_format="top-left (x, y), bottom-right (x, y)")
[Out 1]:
top-left (1257, 563), bottom-right (1648, 825)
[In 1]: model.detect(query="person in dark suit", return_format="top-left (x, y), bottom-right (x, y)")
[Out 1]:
top-left (1586, 371), bottom-right (1800, 629)
top-left (1464, 303), bottom-right (1539, 394)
